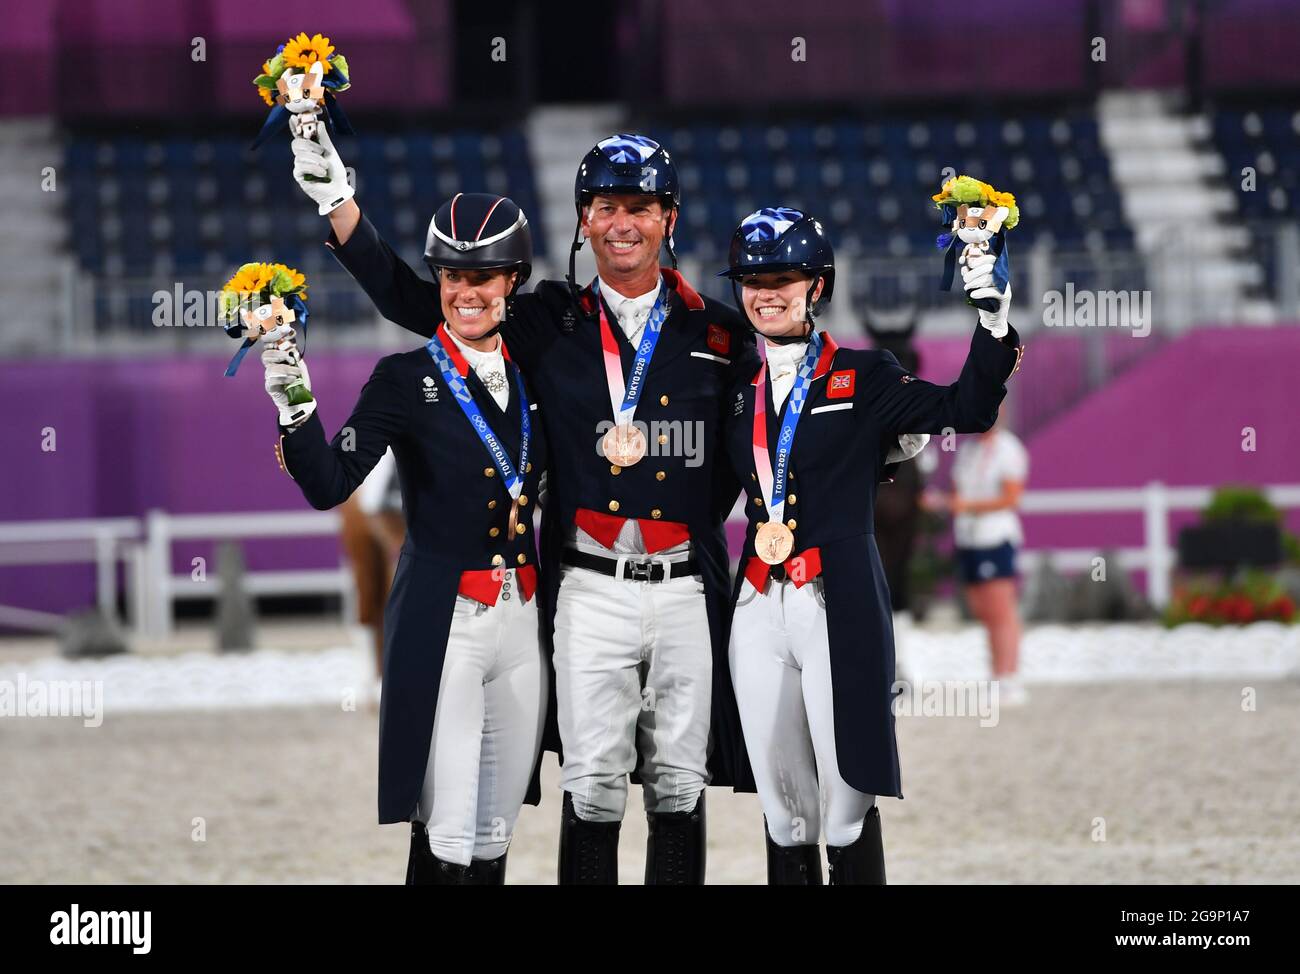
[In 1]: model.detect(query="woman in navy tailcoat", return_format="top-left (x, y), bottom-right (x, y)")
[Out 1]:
top-left (263, 195), bottom-right (546, 885)
top-left (719, 207), bottom-right (1024, 884)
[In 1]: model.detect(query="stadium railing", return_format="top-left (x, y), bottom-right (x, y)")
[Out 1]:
top-left (4, 482), bottom-right (1300, 641)
top-left (63, 232), bottom-right (1283, 350)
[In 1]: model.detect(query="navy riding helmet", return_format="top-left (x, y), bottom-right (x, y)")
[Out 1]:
top-left (424, 193), bottom-right (533, 336)
top-left (567, 133), bottom-right (681, 310)
top-left (719, 206), bottom-right (836, 341)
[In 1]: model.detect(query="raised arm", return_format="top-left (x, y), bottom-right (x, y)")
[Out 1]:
top-left (289, 121), bottom-right (441, 339)
top-left (323, 209), bottom-right (442, 340)
top-left (865, 237), bottom-right (1024, 436)
top-left (326, 198), bottom-right (361, 246)
top-left (861, 324), bottom-right (1022, 437)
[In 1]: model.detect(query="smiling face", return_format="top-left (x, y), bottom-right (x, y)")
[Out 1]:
top-left (581, 194), bottom-right (676, 282)
top-left (438, 267), bottom-right (518, 343)
top-left (739, 271), bottom-right (824, 341)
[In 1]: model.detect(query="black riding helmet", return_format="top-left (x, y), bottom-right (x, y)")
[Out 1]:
top-left (719, 206), bottom-right (835, 343)
top-left (424, 193), bottom-right (533, 338)
top-left (566, 134), bottom-right (681, 316)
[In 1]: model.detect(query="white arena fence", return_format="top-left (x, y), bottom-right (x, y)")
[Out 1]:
top-left (1, 482), bottom-right (1298, 640)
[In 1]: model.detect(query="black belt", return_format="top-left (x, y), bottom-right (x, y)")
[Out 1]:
top-left (562, 548), bottom-right (698, 583)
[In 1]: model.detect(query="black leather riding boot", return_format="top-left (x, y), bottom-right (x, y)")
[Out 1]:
top-left (764, 819), bottom-right (823, 885)
top-left (557, 791), bottom-right (621, 885)
top-left (463, 850), bottom-right (508, 885)
top-left (645, 794), bottom-right (706, 885)
top-left (826, 805), bottom-right (886, 885)
top-left (406, 821), bottom-right (472, 885)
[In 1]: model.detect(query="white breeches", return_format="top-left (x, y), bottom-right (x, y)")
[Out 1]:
top-left (552, 561), bottom-right (713, 822)
top-left (414, 572), bottom-right (546, 865)
top-left (729, 576), bottom-right (876, 848)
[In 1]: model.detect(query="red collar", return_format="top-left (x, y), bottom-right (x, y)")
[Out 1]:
top-left (813, 331), bottom-right (839, 379)
top-left (750, 331), bottom-right (839, 384)
top-left (581, 268), bottom-right (705, 315)
top-left (660, 267), bottom-right (705, 310)
top-left (435, 321), bottom-right (511, 378)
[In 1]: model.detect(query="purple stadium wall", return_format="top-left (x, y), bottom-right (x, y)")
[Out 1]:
top-left (4, 326), bottom-right (1299, 620)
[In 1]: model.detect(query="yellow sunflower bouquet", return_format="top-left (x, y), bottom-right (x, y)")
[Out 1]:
top-left (220, 263), bottom-right (312, 404)
top-left (932, 174), bottom-right (1020, 299)
top-left (250, 32), bottom-right (353, 150)
top-left (932, 175), bottom-right (1020, 231)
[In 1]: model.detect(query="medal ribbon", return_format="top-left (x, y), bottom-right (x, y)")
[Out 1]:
top-left (425, 325), bottom-right (530, 501)
top-left (592, 278), bottom-right (671, 427)
top-left (751, 333), bottom-right (822, 525)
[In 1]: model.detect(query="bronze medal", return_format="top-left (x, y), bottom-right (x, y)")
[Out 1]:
top-left (602, 424), bottom-right (647, 467)
top-left (755, 521), bottom-right (795, 566)
top-left (507, 499), bottom-right (520, 537)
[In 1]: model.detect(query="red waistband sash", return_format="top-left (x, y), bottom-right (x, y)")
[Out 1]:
top-left (457, 565), bottom-right (537, 607)
top-left (573, 509), bottom-right (691, 554)
top-left (744, 546), bottom-right (823, 593)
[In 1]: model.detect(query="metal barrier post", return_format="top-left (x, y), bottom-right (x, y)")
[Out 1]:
top-left (1143, 481), bottom-right (1171, 608)
top-left (124, 541), bottom-right (148, 639)
top-left (144, 509), bottom-right (173, 638)
top-left (94, 530), bottom-right (117, 620)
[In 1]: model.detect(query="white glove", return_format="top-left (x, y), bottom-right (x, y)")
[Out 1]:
top-left (262, 323), bottom-right (317, 427)
top-left (959, 249), bottom-right (1011, 339)
top-left (290, 113), bottom-right (354, 216)
top-left (885, 432), bottom-right (930, 465)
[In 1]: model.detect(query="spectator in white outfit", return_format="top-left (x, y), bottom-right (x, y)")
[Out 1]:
top-left (925, 422), bottom-right (1029, 704)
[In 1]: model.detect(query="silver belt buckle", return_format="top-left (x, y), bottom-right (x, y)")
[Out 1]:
top-left (624, 557), bottom-right (656, 582)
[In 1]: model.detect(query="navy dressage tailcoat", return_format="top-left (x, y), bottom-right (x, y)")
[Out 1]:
top-left (277, 340), bottom-right (547, 823)
top-left (324, 213), bottom-right (762, 790)
top-left (725, 325), bottom-right (1024, 798)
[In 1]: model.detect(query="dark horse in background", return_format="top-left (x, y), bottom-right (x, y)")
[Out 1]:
top-left (865, 309), bottom-right (925, 619)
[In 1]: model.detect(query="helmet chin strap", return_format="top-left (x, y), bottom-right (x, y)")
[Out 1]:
top-left (664, 207), bottom-right (679, 270)
top-left (565, 212), bottom-right (590, 323)
top-left (488, 274), bottom-right (527, 338)
top-left (495, 262), bottom-right (535, 336)
top-left (764, 320), bottom-right (814, 346)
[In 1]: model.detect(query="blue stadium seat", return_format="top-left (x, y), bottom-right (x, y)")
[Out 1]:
top-left (62, 121), bottom-right (549, 287)
top-left (1210, 102), bottom-right (1298, 293)
top-left (627, 104), bottom-right (1142, 305)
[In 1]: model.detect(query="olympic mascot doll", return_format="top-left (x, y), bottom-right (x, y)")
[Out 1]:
top-left (933, 174), bottom-right (1019, 317)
